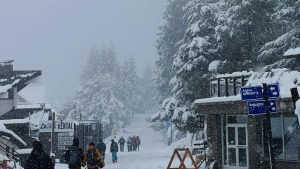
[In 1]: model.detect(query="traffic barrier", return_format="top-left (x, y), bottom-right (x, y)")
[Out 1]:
top-left (167, 148), bottom-right (198, 169)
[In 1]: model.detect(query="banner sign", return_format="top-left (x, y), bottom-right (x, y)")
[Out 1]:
top-left (39, 120), bottom-right (75, 132)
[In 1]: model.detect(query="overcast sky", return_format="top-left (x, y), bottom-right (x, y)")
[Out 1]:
top-left (0, 0), bottom-right (167, 109)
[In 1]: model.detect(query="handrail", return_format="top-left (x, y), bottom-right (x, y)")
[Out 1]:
top-left (0, 139), bottom-right (20, 162)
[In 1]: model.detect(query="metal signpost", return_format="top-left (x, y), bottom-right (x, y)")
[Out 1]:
top-left (241, 83), bottom-right (280, 169)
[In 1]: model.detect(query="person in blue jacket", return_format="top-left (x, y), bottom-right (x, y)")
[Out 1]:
top-left (110, 139), bottom-right (118, 163)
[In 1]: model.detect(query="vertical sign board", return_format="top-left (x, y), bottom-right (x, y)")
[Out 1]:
top-left (267, 84), bottom-right (280, 98)
top-left (240, 86), bottom-right (263, 100)
top-left (39, 120), bottom-right (75, 150)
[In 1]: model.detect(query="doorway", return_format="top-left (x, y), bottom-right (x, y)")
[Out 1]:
top-left (224, 115), bottom-right (248, 169)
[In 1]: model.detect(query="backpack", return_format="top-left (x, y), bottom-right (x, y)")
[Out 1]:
top-left (87, 149), bottom-right (99, 167)
top-left (68, 146), bottom-right (82, 166)
top-left (111, 142), bottom-right (118, 152)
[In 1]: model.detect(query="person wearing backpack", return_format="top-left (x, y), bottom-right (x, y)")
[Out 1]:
top-left (118, 136), bottom-right (125, 152)
top-left (82, 142), bottom-right (105, 169)
top-left (65, 138), bottom-right (84, 169)
top-left (97, 139), bottom-right (106, 160)
top-left (110, 139), bottom-right (118, 163)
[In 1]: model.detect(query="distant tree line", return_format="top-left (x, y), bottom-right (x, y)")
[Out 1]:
top-left (61, 45), bottom-right (157, 134)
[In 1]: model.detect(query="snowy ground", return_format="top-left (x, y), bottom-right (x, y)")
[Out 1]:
top-left (55, 113), bottom-right (181, 169)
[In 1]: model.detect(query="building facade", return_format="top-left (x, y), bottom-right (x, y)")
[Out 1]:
top-left (195, 69), bottom-right (300, 169)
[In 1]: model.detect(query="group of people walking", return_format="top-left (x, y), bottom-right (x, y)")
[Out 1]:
top-left (126, 135), bottom-right (141, 152)
top-left (24, 136), bottom-right (141, 169)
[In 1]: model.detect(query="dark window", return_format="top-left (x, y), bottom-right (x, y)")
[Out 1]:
top-left (265, 117), bottom-right (300, 161)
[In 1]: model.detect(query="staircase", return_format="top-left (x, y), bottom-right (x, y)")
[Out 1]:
top-left (0, 140), bottom-right (20, 168)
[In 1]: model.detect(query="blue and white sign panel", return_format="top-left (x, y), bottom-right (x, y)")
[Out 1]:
top-left (267, 84), bottom-right (280, 98)
top-left (241, 86), bottom-right (263, 100)
top-left (247, 100), bottom-right (277, 115)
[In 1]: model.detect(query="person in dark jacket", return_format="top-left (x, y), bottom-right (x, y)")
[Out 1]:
top-left (110, 139), bottom-right (118, 163)
top-left (118, 136), bottom-right (125, 152)
top-left (136, 136), bottom-right (141, 151)
top-left (65, 138), bottom-right (84, 169)
top-left (24, 141), bottom-right (54, 169)
top-left (127, 136), bottom-right (132, 152)
top-left (97, 139), bottom-right (106, 160)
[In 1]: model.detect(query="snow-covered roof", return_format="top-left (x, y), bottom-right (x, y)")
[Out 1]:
top-left (0, 121), bottom-right (26, 146)
top-left (195, 68), bottom-right (300, 104)
top-left (195, 95), bottom-right (240, 104)
top-left (0, 70), bottom-right (41, 95)
top-left (16, 148), bottom-right (33, 154)
top-left (1, 119), bottom-right (29, 124)
top-left (16, 103), bottom-right (52, 109)
top-left (284, 47), bottom-right (300, 57)
top-left (215, 71), bottom-right (252, 78)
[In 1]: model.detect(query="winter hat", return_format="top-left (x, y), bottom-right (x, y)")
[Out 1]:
top-left (73, 138), bottom-right (79, 146)
top-left (89, 142), bottom-right (95, 146)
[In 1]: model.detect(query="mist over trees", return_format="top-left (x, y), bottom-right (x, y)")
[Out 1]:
top-left (61, 45), bottom-right (157, 134)
top-left (153, 0), bottom-right (300, 142)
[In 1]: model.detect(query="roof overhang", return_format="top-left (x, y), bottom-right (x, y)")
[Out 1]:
top-left (195, 97), bottom-right (295, 115)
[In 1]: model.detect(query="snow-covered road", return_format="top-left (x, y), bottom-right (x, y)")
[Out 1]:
top-left (55, 113), bottom-right (174, 169)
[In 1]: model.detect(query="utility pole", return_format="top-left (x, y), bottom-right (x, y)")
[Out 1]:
top-left (51, 112), bottom-right (55, 154)
top-left (263, 83), bottom-right (276, 169)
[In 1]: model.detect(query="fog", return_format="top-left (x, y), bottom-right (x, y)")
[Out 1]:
top-left (0, 0), bottom-right (166, 109)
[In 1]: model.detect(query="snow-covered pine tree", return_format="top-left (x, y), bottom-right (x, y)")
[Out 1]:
top-left (139, 65), bottom-right (159, 113)
top-left (61, 46), bottom-right (130, 132)
top-left (116, 57), bottom-right (141, 117)
top-left (215, 0), bottom-right (277, 73)
top-left (258, 0), bottom-right (300, 71)
top-left (155, 0), bottom-right (189, 104)
top-left (171, 0), bottom-right (220, 133)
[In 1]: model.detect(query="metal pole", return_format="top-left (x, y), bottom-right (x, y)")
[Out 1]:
top-left (51, 112), bottom-right (55, 154)
top-left (263, 83), bottom-right (276, 169)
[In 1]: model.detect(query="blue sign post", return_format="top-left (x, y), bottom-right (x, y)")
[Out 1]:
top-left (241, 83), bottom-right (279, 169)
top-left (241, 86), bottom-right (263, 100)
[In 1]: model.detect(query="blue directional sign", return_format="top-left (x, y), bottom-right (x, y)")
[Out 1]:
top-left (247, 100), bottom-right (277, 115)
top-left (268, 84), bottom-right (280, 98)
top-left (241, 86), bottom-right (263, 100)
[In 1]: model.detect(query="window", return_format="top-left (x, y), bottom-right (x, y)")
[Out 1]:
top-left (266, 117), bottom-right (300, 161)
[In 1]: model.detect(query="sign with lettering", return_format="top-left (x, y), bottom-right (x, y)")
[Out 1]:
top-left (240, 86), bottom-right (263, 100)
top-left (247, 100), bottom-right (277, 115)
top-left (39, 120), bottom-right (75, 132)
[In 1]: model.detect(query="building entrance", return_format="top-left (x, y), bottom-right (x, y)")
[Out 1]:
top-left (224, 115), bottom-right (248, 169)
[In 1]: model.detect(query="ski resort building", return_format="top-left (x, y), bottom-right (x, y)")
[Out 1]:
top-left (194, 68), bottom-right (300, 169)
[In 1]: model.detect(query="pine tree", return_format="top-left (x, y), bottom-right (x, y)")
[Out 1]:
top-left (117, 57), bottom-right (141, 117)
top-left (61, 46), bottom-right (130, 130)
top-left (258, 0), bottom-right (300, 71)
top-left (155, 0), bottom-right (189, 103)
top-left (215, 0), bottom-right (277, 73)
top-left (171, 0), bottom-right (220, 132)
